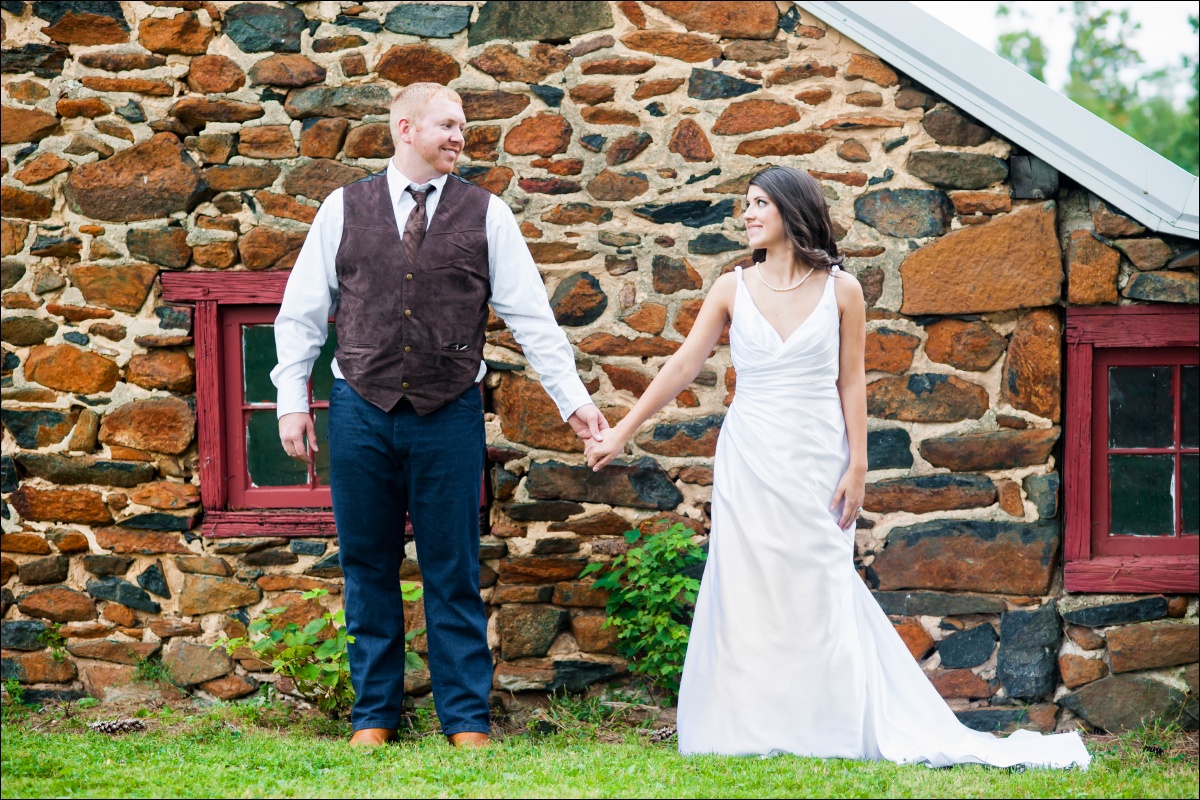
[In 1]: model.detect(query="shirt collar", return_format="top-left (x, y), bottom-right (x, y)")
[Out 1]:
top-left (387, 161), bottom-right (450, 207)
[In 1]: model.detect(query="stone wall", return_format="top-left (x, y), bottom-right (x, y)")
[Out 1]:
top-left (1, 1), bottom-right (1197, 730)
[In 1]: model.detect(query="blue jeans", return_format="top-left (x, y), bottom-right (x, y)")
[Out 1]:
top-left (327, 379), bottom-right (491, 735)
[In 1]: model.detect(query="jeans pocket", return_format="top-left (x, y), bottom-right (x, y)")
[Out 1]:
top-left (329, 379), bottom-right (349, 404)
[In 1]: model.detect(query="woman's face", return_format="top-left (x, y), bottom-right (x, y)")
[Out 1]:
top-left (744, 185), bottom-right (784, 251)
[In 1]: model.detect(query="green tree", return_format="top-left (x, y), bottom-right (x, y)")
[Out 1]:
top-left (996, 3), bottom-right (1199, 175)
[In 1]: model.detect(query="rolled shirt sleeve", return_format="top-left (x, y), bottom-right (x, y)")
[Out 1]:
top-left (485, 195), bottom-right (593, 421)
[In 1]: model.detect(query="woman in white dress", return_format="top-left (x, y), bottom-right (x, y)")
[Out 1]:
top-left (584, 167), bottom-right (1089, 768)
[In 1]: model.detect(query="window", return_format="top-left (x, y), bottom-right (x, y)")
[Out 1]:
top-left (1064, 305), bottom-right (1199, 593)
top-left (222, 306), bottom-right (337, 509)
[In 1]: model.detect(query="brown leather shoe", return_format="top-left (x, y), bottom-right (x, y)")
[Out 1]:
top-left (447, 731), bottom-right (491, 748)
top-left (350, 728), bottom-right (397, 747)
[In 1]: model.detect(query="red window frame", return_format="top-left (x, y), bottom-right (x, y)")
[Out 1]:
top-left (1064, 305), bottom-right (1199, 593)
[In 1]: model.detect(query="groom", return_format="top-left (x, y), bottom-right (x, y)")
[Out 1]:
top-left (272, 83), bottom-right (607, 746)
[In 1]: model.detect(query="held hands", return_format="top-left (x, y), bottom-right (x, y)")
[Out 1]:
top-left (585, 425), bottom-right (629, 472)
top-left (568, 403), bottom-right (609, 443)
top-left (279, 412), bottom-right (318, 465)
top-left (830, 465), bottom-right (866, 530)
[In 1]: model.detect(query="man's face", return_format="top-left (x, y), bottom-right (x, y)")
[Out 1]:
top-left (408, 95), bottom-right (466, 174)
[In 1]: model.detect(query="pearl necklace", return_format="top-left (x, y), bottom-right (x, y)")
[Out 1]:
top-left (759, 265), bottom-right (816, 293)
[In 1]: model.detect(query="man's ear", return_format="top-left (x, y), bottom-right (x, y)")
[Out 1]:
top-left (396, 118), bottom-right (413, 144)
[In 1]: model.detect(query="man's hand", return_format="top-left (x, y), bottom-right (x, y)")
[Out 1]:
top-left (567, 403), bottom-right (608, 442)
top-left (279, 412), bottom-right (317, 465)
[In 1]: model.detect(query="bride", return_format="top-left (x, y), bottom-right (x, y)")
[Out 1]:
top-left (583, 166), bottom-right (1089, 768)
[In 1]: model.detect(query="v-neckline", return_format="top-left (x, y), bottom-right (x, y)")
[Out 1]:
top-left (739, 267), bottom-right (831, 346)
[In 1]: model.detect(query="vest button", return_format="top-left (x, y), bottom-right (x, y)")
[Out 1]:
top-left (402, 381), bottom-right (410, 389)
top-left (406, 273), bottom-right (413, 280)
top-left (404, 309), bottom-right (411, 316)
top-left (404, 346), bottom-right (411, 352)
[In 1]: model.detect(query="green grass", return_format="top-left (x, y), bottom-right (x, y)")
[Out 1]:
top-left (1, 700), bottom-right (1196, 799)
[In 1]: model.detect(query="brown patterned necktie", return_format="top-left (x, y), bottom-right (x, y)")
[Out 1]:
top-left (403, 185), bottom-right (434, 265)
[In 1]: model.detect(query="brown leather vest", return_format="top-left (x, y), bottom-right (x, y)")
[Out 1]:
top-left (334, 170), bottom-right (491, 414)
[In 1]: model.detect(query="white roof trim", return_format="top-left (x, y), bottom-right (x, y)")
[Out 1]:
top-left (798, 1), bottom-right (1200, 240)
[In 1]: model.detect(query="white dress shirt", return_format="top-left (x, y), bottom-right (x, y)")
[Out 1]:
top-left (271, 161), bottom-right (593, 420)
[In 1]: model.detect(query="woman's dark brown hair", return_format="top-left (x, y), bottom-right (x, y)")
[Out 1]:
top-left (748, 166), bottom-right (844, 271)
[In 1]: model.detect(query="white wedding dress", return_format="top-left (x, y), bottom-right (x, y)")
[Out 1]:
top-left (676, 266), bottom-right (1090, 768)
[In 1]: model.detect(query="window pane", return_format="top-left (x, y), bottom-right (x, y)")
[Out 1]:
top-left (1109, 454), bottom-right (1175, 536)
top-left (246, 410), bottom-right (308, 487)
top-left (1108, 366), bottom-right (1174, 448)
top-left (243, 324), bottom-right (278, 405)
top-left (1182, 366), bottom-right (1198, 449)
top-left (311, 325), bottom-right (339, 403)
top-left (314, 408), bottom-right (330, 486)
top-left (1183, 454), bottom-right (1198, 536)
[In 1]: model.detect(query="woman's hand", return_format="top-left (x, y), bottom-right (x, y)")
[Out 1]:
top-left (830, 465), bottom-right (866, 530)
top-left (585, 426), bottom-right (629, 471)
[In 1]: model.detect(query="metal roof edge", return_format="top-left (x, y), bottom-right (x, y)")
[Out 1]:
top-left (797, 0), bottom-right (1199, 240)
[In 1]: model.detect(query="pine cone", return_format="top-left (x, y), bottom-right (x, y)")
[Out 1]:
top-left (88, 718), bottom-right (146, 735)
top-left (647, 725), bottom-right (677, 743)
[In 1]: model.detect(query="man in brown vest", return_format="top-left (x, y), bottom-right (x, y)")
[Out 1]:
top-left (272, 83), bottom-right (607, 746)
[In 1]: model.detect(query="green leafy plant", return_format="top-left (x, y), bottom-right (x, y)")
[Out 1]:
top-left (133, 654), bottom-right (174, 685)
top-left (215, 586), bottom-right (425, 718)
top-left (580, 523), bottom-right (706, 702)
top-left (37, 623), bottom-right (67, 663)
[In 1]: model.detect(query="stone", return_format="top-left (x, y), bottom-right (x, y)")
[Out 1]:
top-left (649, 255), bottom-right (701, 294)
top-left (375, 43), bottom-right (460, 87)
top-left (1, 650), bottom-right (77, 684)
top-left (712, 99), bottom-right (800, 136)
top-left (224, 2), bottom-right (305, 52)
top-left (580, 58), bottom-right (656, 76)
top-left (100, 397), bottom-right (195, 455)
top-left (577, 333), bottom-right (680, 357)
top-left (65, 639), bottom-right (159, 665)
top-left (1003, 320), bottom-right (1063, 437)
top-left (1, 620), bottom-right (47, 651)
top-left (919, 427), bottom-right (1059, 472)
top-left (818, 115), bottom-right (904, 132)
top-left (499, 114), bottom-right (571, 158)
top-left (82, 555), bottom-right (132, 577)
top-left (79, 76), bottom-right (172, 95)
top-left (922, 108), bottom-right (991, 146)
top-left (667, 119), bottom-right (714, 162)
top-left (893, 619), bottom-right (935, 660)
top-left (922, 319), bottom-right (1006, 371)
top-left (338, 123), bottom-right (394, 160)
top-left (179, 576), bottom-right (262, 616)
top-left (571, 84), bottom-right (616, 105)
top-left (527, 457), bottom-right (683, 510)
top-left (837, 139), bottom-right (871, 163)
top-left (605, 132), bottom-right (652, 167)
top-left (1, 316), bottom-right (56, 346)
top-left (13, 453), bottom-right (155, 488)
top-left (844, 52), bottom-right (898, 86)
top-left (1061, 674), bottom-right (1188, 733)
top-left (17, 555), bottom-right (68, 586)
top-left (687, 69), bottom-right (759, 101)
top-left (3, 409), bottom-right (80, 451)
top-left (587, 170), bottom-right (650, 201)
top-left (2, 42), bottom-right (70, 78)
top-left (241, 548), bottom-right (299, 568)
top-left (867, 428), bottom-right (912, 470)
top-left (280, 160), bottom-right (366, 205)
top-left (873, 591), bottom-right (1005, 617)
top-left (633, 78), bottom-right (686, 101)
top-left (794, 87), bottom-right (833, 105)
top-left (11, 486), bottom-right (113, 525)
top-left (77, 51), bottom-right (164, 72)
top-left (552, 581), bottom-right (611, 608)
top-left (137, 561), bottom-right (170, 598)
top-left (499, 557), bottom-right (589, 585)
top-left (312, 34), bottom-right (367, 53)
top-left (637, 199), bottom-right (733, 228)
top-left (1019, 473), bottom-right (1058, 520)
top-left (17, 586), bottom-right (96, 622)
top-left (247, 54), bottom-right (325, 88)
top-left (622, 305), bottom-right (666, 335)
top-left (1063, 229), bottom-right (1119, 306)
top-left (502, 502), bottom-right (586, 522)
top-left (12, 153), bottom-right (68, 186)
top-left (997, 604), bottom-right (1059, 699)
top-left (1123, 270), bottom-right (1198, 304)
top-left (0, 106), bottom-right (58, 145)
top-left (949, 192), bottom-right (1012, 216)
top-left (184, 55), bottom-right (244, 94)
top-left (901, 204), bottom-right (1060, 314)
top-left (458, 92), bottom-right (530, 124)
top-left (930, 669), bottom-right (992, 700)
top-left (95, 528), bottom-right (189, 555)
top-left (383, 3), bottom-right (470, 37)
top-left (126, 228), bottom-right (191, 270)
top-left (1059, 654), bottom-right (1108, 689)
top-left (854, 189), bottom-right (953, 238)
top-left (48, 529), bottom-right (89, 554)
top-left (162, 640), bottom-right (232, 685)
top-left (238, 126), bottom-right (297, 160)
top-left (1089, 196), bottom-right (1145, 237)
top-left (644, 1), bottom-right (778, 39)
top-left (549, 513), bottom-right (632, 538)
top-left (1, 533), bottom-right (51, 555)
top-left (955, 705), bottom-right (1057, 734)
top-left (543, 203), bottom-right (612, 226)
top-left (285, 85), bottom-right (391, 120)
top-left (723, 39), bottom-right (788, 63)
top-left (470, 43), bottom-right (570, 84)
top-left (767, 61), bottom-right (838, 86)
top-left (130, 482), bottom-right (199, 511)
top-left (1009, 155), bottom-right (1058, 200)
top-left (2, 222), bottom-right (29, 261)
top-left (581, 106), bottom-right (641, 126)
top-left (735, 133), bottom-right (828, 157)
top-left (549, 272), bottom-right (607, 327)
top-left (937, 623), bottom-right (998, 669)
top-left (865, 474), bottom-right (996, 514)
top-left (498, 605), bottom-right (566, 659)
top-left (907, 151), bottom-right (1008, 190)
top-left (494, 373), bottom-right (583, 453)
top-left (85, 577), bottom-right (160, 613)
top-left (468, 0), bottom-right (611, 45)
top-left (1106, 621), bottom-right (1198, 673)
top-left (205, 164), bottom-right (281, 192)
top-left (1066, 598), bottom-right (1170, 630)
top-left (1065, 624), bottom-right (1106, 651)
top-left (571, 613), bottom-right (618, 654)
top-left (866, 374), bottom-right (989, 422)
top-left (138, 11), bottom-right (212, 54)
top-left (635, 415), bottom-right (723, 458)
top-left (171, 98), bottom-right (266, 131)
top-left (463, 125), bottom-right (501, 162)
top-left (101, 603), bottom-right (137, 627)
top-left (620, 31), bottom-right (720, 63)
top-left (65, 134), bottom-right (207, 223)
top-left (23, 345), bottom-right (118, 393)
top-left (29, 234), bottom-right (82, 259)
top-left (0, 186), bottom-right (52, 219)
top-left (874, 519), bottom-right (1059, 595)
top-left (864, 328), bottom-right (918, 374)
top-left (174, 556), bottom-right (232, 577)
top-left (846, 91), bottom-right (882, 107)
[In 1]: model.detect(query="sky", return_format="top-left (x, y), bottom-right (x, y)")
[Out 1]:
top-left (911, 0), bottom-right (1198, 101)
